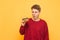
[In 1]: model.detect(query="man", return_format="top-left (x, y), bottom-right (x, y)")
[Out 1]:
top-left (19, 4), bottom-right (49, 40)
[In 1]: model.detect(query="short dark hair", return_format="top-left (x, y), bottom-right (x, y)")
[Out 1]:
top-left (31, 4), bottom-right (41, 12)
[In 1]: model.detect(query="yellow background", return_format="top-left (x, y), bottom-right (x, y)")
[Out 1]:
top-left (0, 0), bottom-right (60, 40)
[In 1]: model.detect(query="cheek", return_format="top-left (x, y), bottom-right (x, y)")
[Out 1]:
top-left (32, 13), bottom-right (39, 17)
top-left (35, 13), bottom-right (39, 16)
top-left (35, 11), bottom-right (39, 15)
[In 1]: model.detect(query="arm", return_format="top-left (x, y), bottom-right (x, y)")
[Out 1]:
top-left (44, 22), bottom-right (49, 40)
top-left (19, 22), bottom-right (28, 35)
top-left (19, 25), bottom-right (25, 35)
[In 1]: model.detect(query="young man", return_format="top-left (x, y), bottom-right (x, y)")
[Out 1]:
top-left (19, 4), bottom-right (49, 40)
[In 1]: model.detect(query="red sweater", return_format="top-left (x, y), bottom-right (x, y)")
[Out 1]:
top-left (19, 18), bottom-right (49, 40)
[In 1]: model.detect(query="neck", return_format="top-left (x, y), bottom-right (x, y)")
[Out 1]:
top-left (32, 17), bottom-right (40, 21)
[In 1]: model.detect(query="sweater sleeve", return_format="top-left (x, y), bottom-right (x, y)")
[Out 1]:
top-left (44, 22), bottom-right (49, 40)
top-left (19, 25), bottom-right (25, 35)
top-left (19, 22), bottom-right (28, 35)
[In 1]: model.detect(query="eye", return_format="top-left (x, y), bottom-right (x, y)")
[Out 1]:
top-left (32, 11), bottom-right (34, 13)
top-left (35, 11), bottom-right (38, 13)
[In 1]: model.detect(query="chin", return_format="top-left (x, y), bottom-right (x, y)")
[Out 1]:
top-left (33, 17), bottom-right (37, 20)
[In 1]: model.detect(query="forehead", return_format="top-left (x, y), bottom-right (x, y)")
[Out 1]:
top-left (32, 9), bottom-right (39, 12)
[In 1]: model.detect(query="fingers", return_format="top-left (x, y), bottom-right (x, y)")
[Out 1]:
top-left (21, 18), bottom-right (28, 26)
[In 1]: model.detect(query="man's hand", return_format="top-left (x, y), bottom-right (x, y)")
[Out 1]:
top-left (21, 18), bottom-right (28, 26)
